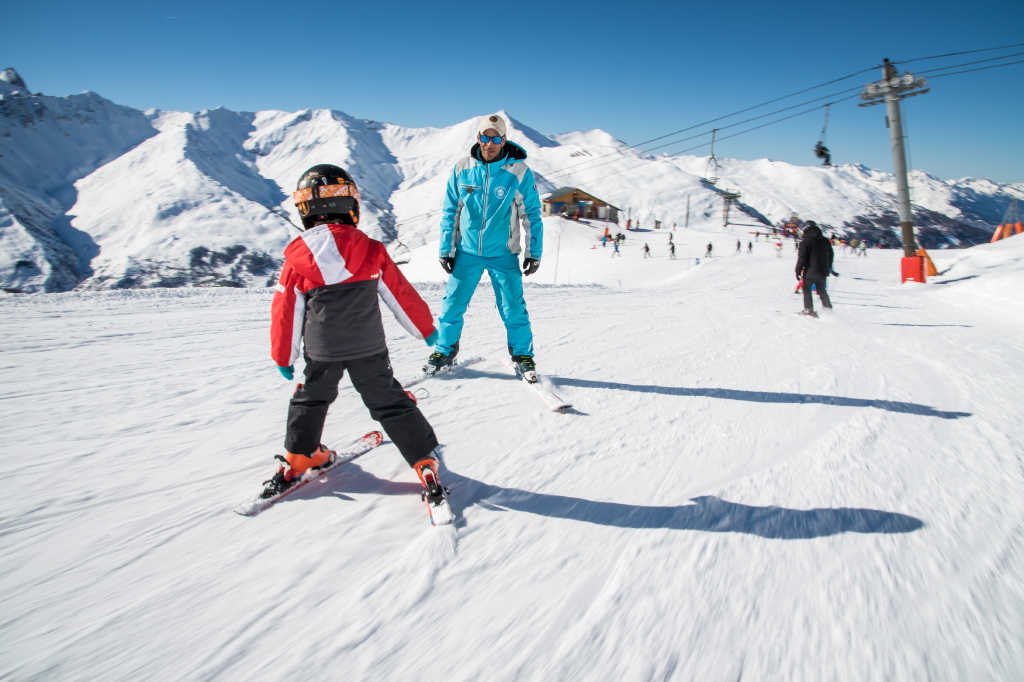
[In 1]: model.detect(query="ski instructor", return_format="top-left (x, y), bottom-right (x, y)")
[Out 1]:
top-left (425, 113), bottom-right (544, 382)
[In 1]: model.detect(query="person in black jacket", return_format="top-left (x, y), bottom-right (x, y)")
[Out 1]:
top-left (795, 221), bottom-right (834, 316)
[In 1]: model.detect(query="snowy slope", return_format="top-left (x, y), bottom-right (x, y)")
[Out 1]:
top-left (2, 68), bottom-right (1023, 293)
top-left (2, 222), bottom-right (1023, 681)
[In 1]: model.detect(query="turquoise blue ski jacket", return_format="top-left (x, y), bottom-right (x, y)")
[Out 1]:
top-left (439, 141), bottom-right (543, 260)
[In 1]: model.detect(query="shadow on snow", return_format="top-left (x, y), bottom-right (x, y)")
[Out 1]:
top-left (285, 460), bottom-right (924, 539)
top-left (445, 471), bottom-right (923, 539)
top-left (548, 377), bottom-right (971, 420)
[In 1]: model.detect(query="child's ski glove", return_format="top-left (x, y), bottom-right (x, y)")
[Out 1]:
top-left (278, 366), bottom-right (294, 380)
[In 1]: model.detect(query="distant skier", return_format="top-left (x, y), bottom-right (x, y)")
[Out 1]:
top-left (643, 243), bottom-right (651, 258)
top-left (736, 240), bottom-right (741, 253)
top-left (429, 113), bottom-right (543, 381)
top-left (705, 242), bottom-right (713, 257)
top-left (267, 164), bottom-right (445, 509)
top-left (747, 241), bottom-right (753, 253)
top-left (795, 220), bottom-right (835, 317)
top-left (669, 242), bottom-right (677, 259)
top-left (612, 241), bottom-right (621, 257)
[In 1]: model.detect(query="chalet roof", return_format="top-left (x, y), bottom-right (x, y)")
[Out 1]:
top-left (542, 186), bottom-right (620, 210)
top-left (543, 187), bottom-right (580, 201)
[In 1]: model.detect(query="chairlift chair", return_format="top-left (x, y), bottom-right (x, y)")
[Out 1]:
top-left (814, 104), bottom-right (832, 166)
top-left (703, 129), bottom-right (721, 185)
top-left (391, 241), bottom-right (411, 265)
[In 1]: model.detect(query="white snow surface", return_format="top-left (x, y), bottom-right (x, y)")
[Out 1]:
top-left (2, 221), bottom-right (1023, 681)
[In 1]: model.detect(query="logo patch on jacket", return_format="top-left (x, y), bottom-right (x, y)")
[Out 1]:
top-left (495, 187), bottom-right (506, 199)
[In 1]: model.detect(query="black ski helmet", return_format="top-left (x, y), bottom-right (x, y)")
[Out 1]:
top-left (293, 164), bottom-right (360, 229)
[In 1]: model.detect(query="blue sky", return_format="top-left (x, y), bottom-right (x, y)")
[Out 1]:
top-left (5, 0), bottom-right (1023, 183)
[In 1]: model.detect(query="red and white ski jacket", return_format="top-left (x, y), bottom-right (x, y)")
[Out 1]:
top-left (270, 223), bottom-right (436, 367)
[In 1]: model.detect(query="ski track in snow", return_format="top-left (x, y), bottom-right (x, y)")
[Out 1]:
top-left (1, 222), bottom-right (1023, 681)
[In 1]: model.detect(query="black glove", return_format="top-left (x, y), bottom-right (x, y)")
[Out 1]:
top-left (439, 257), bottom-right (454, 274)
top-left (830, 269), bottom-right (840, 277)
top-left (523, 258), bottom-right (540, 276)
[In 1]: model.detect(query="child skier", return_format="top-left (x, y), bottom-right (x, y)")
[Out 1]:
top-left (264, 164), bottom-right (448, 518)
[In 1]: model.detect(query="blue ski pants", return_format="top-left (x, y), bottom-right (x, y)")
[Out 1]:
top-left (435, 252), bottom-right (534, 357)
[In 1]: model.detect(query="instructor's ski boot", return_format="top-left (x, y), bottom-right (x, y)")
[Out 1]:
top-left (510, 355), bottom-right (538, 383)
top-left (424, 342), bottom-right (459, 376)
top-left (798, 308), bottom-right (819, 318)
top-left (260, 445), bottom-right (334, 499)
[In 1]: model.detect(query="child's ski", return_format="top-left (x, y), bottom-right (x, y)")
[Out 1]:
top-left (233, 431), bottom-right (384, 517)
top-left (423, 484), bottom-right (455, 526)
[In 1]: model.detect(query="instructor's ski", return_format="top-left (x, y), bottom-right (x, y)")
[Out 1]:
top-left (233, 431), bottom-right (384, 517)
top-left (499, 358), bottom-right (573, 412)
top-left (400, 355), bottom-right (485, 390)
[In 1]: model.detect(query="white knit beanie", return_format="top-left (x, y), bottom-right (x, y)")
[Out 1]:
top-left (478, 113), bottom-right (507, 137)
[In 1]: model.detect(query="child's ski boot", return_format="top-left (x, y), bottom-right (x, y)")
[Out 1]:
top-left (260, 445), bottom-right (334, 499)
top-left (414, 457), bottom-right (454, 525)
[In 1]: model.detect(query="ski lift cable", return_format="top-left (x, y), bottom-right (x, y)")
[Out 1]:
top-left (545, 84), bottom-right (863, 183)
top-left (548, 40), bottom-right (1023, 181)
top-left (546, 84), bottom-right (864, 181)
top-left (925, 58), bottom-right (1024, 79)
top-left (586, 95), bottom-right (860, 186)
top-left (538, 66), bottom-right (878, 179)
top-left (914, 50), bottom-right (1024, 76)
top-left (894, 41), bottom-right (1024, 65)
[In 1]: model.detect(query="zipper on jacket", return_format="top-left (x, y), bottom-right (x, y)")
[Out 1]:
top-left (479, 162), bottom-right (491, 255)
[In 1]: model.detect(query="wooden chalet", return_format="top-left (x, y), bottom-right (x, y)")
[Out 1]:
top-left (542, 187), bottom-right (620, 222)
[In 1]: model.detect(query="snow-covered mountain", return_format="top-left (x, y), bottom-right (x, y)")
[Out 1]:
top-left (2, 67), bottom-right (1021, 293)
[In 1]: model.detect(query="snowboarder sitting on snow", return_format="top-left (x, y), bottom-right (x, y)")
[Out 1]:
top-left (428, 113), bottom-right (544, 383)
top-left (266, 164), bottom-right (444, 502)
top-left (795, 220), bottom-right (835, 317)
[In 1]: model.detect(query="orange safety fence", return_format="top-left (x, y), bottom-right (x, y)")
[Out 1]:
top-left (914, 248), bottom-right (938, 277)
top-left (991, 221), bottom-right (1024, 242)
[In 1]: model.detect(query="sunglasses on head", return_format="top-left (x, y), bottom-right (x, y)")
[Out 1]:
top-left (479, 134), bottom-right (505, 145)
